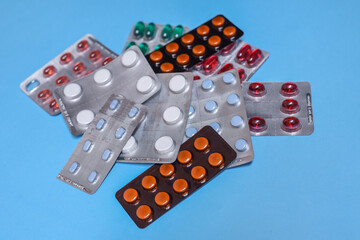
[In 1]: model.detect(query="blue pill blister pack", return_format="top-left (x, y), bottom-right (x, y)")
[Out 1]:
top-left (184, 69), bottom-right (254, 168)
top-left (57, 94), bottom-right (147, 194)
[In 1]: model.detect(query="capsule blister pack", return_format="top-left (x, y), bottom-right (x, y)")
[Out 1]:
top-left (20, 34), bottom-right (118, 115)
top-left (124, 22), bottom-right (190, 55)
top-left (243, 81), bottom-right (314, 136)
top-left (117, 72), bottom-right (193, 164)
top-left (192, 40), bottom-right (269, 82)
top-left (146, 15), bottom-right (244, 73)
top-left (54, 46), bottom-right (161, 136)
top-left (184, 70), bottom-right (254, 167)
top-left (57, 94), bottom-right (147, 194)
top-left (116, 126), bottom-right (237, 228)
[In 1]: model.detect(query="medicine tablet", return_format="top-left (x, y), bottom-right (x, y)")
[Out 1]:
top-left (163, 106), bottom-right (182, 125)
top-left (142, 175), bottom-right (157, 191)
top-left (96, 119), bottom-right (106, 130)
top-left (210, 122), bottom-right (221, 132)
top-left (227, 93), bottom-right (240, 105)
top-left (128, 107), bottom-right (139, 118)
top-left (223, 72), bottom-right (236, 84)
top-left (188, 105), bottom-right (195, 117)
top-left (159, 164), bottom-right (175, 178)
top-left (63, 83), bottom-right (82, 99)
top-left (185, 127), bottom-right (197, 138)
top-left (155, 136), bottom-right (175, 154)
top-left (115, 127), bottom-right (126, 139)
top-left (122, 136), bottom-right (137, 153)
top-left (235, 139), bottom-right (248, 152)
top-left (173, 179), bottom-right (188, 194)
top-left (231, 115), bottom-right (244, 128)
top-left (123, 188), bottom-right (139, 204)
top-left (136, 205), bottom-right (152, 221)
top-left (136, 76), bottom-right (154, 94)
top-left (82, 140), bottom-right (92, 152)
top-left (88, 171), bottom-right (98, 183)
top-left (208, 152), bottom-right (224, 167)
top-left (194, 137), bottom-right (209, 151)
top-left (109, 99), bottom-right (119, 110)
top-left (93, 69), bottom-right (112, 85)
top-left (205, 100), bottom-right (218, 112)
top-left (69, 162), bottom-right (79, 173)
top-left (155, 192), bottom-right (170, 207)
top-left (169, 75), bottom-right (187, 93)
top-left (76, 110), bottom-right (94, 126)
top-left (121, 49), bottom-right (138, 67)
top-left (102, 149), bottom-right (111, 161)
top-left (201, 79), bottom-right (214, 90)
top-left (177, 150), bottom-right (192, 165)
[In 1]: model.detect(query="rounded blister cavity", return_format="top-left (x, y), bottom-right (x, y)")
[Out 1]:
top-left (231, 115), bottom-right (244, 128)
top-left (115, 127), bottom-right (126, 139)
top-left (188, 105), bottom-right (195, 118)
top-left (136, 76), bottom-right (155, 94)
top-left (109, 99), bottom-right (119, 110)
top-left (82, 140), bottom-right (92, 152)
top-left (201, 79), bottom-right (214, 91)
top-left (122, 49), bottom-right (139, 67)
top-left (210, 122), bottom-right (221, 132)
top-left (63, 83), bottom-right (82, 99)
top-left (88, 171), bottom-right (98, 183)
top-left (102, 149), bottom-right (112, 161)
top-left (128, 107), bottom-right (139, 118)
top-left (69, 162), bottom-right (79, 173)
top-left (169, 75), bottom-right (188, 93)
top-left (163, 106), bottom-right (183, 125)
top-left (223, 72), bottom-right (236, 84)
top-left (155, 136), bottom-right (175, 154)
top-left (96, 119), bottom-right (106, 130)
top-left (205, 100), bottom-right (218, 112)
top-left (123, 136), bottom-right (137, 154)
top-left (76, 110), bottom-right (94, 126)
top-left (235, 139), bottom-right (249, 152)
top-left (94, 69), bottom-right (112, 85)
top-left (185, 127), bottom-right (198, 138)
top-left (227, 93), bottom-right (240, 105)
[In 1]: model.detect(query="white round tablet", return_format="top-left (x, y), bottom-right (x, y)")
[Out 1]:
top-left (136, 75), bottom-right (154, 94)
top-left (121, 50), bottom-right (138, 67)
top-left (63, 83), bottom-right (82, 99)
top-left (155, 136), bottom-right (175, 154)
top-left (94, 69), bottom-right (112, 85)
top-left (76, 110), bottom-right (94, 126)
top-left (169, 75), bottom-right (187, 93)
top-left (162, 106), bottom-right (183, 125)
top-left (122, 136), bottom-right (137, 153)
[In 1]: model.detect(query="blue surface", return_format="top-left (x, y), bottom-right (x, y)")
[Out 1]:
top-left (1, 0), bottom-right (359, 239)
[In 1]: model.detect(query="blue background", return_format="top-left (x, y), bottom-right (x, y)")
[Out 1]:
top-left (1, 0), bottom-right (359, 239)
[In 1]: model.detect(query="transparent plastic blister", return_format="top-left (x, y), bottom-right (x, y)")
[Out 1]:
top-left (123, 22), bottom-right (190, 55)
top-left (20, 34), bottom-right (118, 115)
top-left (54, 46), bottom-right (161, 136)
top-left (117, 72), bottom-right (193, 164)
top-left (243, 81), bottom-right (314, 136)
top-left (57, 94), bottom-right (147, 194)
top-left (184, 70), bottom-right (254, 168)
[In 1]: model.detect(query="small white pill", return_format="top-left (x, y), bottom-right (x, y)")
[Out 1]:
top-left (155, 136), bottom-right (175, 154)
top-left (63, 83), bottom-right (82, 99)
top-left (136, 75), bottom-right (154, 94)
top-left (163, 106), bottom-right (183, 125)
top-left (122, 136), bottom-right (137, 153)
top-left (76, 110), bottom-right (94, 126)
top-left (121, 50), bottom-right (138, 67)
top-left (169, 75), bottom-right (187, 93)
top-left (94, 69), bottom-right (112, 85)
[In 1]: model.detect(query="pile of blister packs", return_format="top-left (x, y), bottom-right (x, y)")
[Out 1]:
top-left (20, 15), bottom-right (314, 228)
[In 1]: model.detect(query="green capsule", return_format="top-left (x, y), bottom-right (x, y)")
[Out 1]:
top-left (145, 22), bottom-right (156, 40)
top-left (133, 21), bottom-right (145, 39)
top-left (138, 43), bottom-right (149, 54)
top-left (161, 24), bottom-right (173, 42)
top-left (155, 44), bottom-right (163, 50)
top-left (126, 41), bottom-right (136, 49)
top-left (173, 25), bottom-right (184, 39)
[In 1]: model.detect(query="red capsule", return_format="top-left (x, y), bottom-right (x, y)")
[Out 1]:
top-left (220, 42), bottom-right (236, 55)
top-left (73, 62), bottom-right (86, 75)
top-left (281, 82), bottom-right (298, 97)
top-left (43, 65), bottom-right (56, 78)
top-left (77, 40), bottom-right (89, 52)
top-left (89, 49), bottom-right (102, 62)
top-left (49, 99), bottom-right (59, 111)
top-left (193, 75), bottom-right (201, 80)
top-left (249, 117), bottom-right (267, 132)
top-left (203, 55), bottom-right (219, 75)
top-left (237, 69), bottom-right (245, 82)
top-left (37, 89), bottom-right (52, 101)
top-left (55, 75), bottom-right (69, 86)
top-left (248, 82), bottom-right (266, 97)
top-left (281, 99), bottom-right (300, 114)
top-left (60, 52), bottom-right (73, 65)
top-left (236, 44), bottom-right (251, 63)
top-left (217, 63), bottom-right (234, 74)
top-left (102, 57), bottom-right (113, 66)
top-left (247, 49), bottom-right (262, 67)
top-left (282, 117), bottom-right (301, 132)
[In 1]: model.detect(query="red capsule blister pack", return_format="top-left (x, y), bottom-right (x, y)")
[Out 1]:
top-left (115, 126), bottom-right (237, 228)
top-left (192, 40), bottom-right (269, 82)
top-left (145, 15), bottom-right (244, 73)
top-left (243, 81), bottom-right (314, 136)
top-left (20, 34), bottom-right (118, 115)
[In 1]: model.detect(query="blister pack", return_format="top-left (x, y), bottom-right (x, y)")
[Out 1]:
top-left (192, 40), bottom-right (269, 82)
top-left (115, 126), bottom-right (236, 228)
top-left (117, 72), bottom-right (193, 164)
top-left (146, 15), bottom-right (244, 73)
top-left (57, 94), bottom-right (146, 194)
top-left (184, 70), bottom-right (254, 168)
top-left (54, 46), bottom-right (161, 136)
top-left (243, 81), bottom-right (314, 136)
top-left (20, 34), bottom-right (118, 115)
top-left (124, 22), bottom-right (190, 55)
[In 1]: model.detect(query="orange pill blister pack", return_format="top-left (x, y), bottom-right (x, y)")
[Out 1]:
top-left (115, 126), bottom-right (237, 228)
top-left (20, 34), bottom-right (118, 115)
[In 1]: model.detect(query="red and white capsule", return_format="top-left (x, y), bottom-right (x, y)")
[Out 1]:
top-left (77, 40), bottom-right (89, 52)
top-left (56, 75), bottom-right (69, 86)
top-left (73, 62), bottom-right (86, 75)
top-left (60, 52), bottom-right (73, 65)
top-left (43, 65), bottom-right (56, 78)
top-left (89, 49), bottom-right (102, 62)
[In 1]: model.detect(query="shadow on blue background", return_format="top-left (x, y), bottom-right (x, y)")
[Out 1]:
top-left (0, 0), bottom-right (359, 239)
